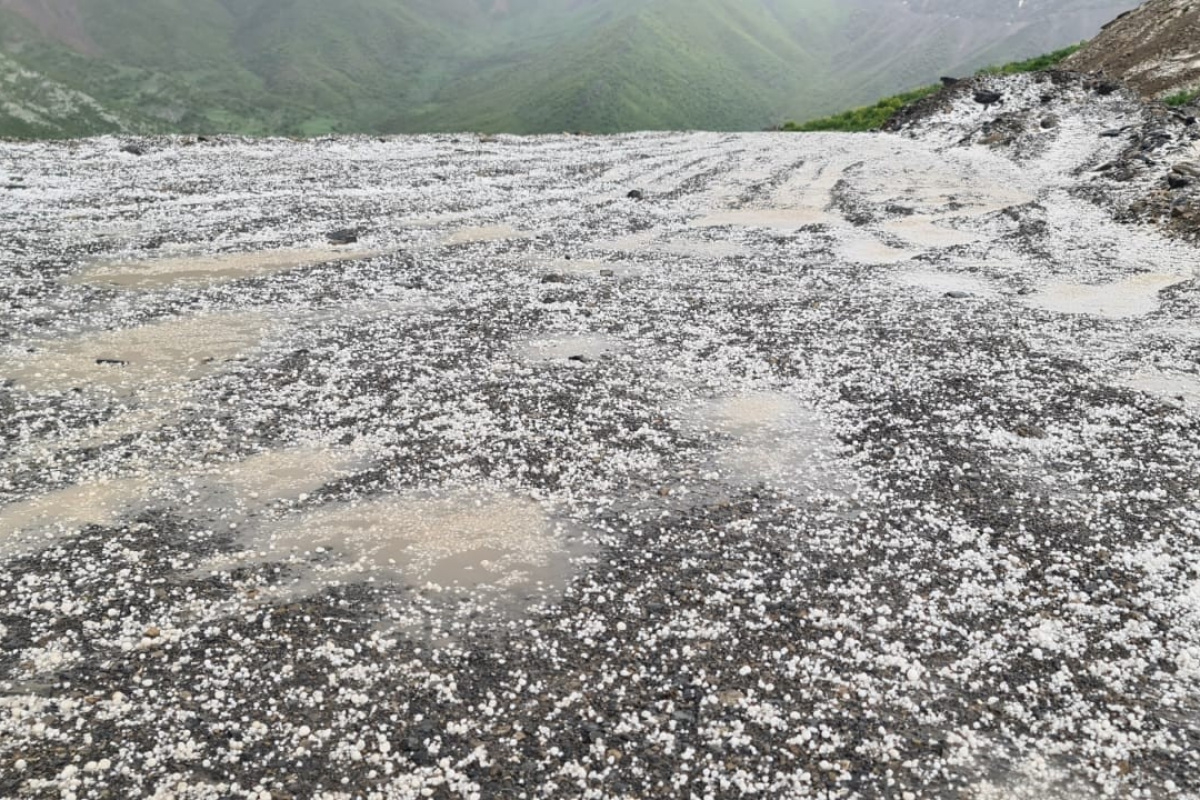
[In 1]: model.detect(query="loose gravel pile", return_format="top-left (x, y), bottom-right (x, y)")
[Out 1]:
top-left (2, 81), bottom-right (1199, 798)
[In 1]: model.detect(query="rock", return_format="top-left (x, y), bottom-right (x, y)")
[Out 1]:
top-left (627, 189), bottom-right (645, 200)
top-left (1099, 128), bottom-right (1126, 138)
top-left (1094, 81), bottom-right (1121, 96)
top-left (540, 273), bottom-right (568, 284)
top-left (95, 358), bottom-right (127, 366)
top-left (1172, 161), bottom-right (1200, 179)
top-left (1040, 115), bottom-right (1060, 130)
top-left (1168, 173), bottom-right (1193, 189)
top-left (120, 144), bottom-right (145, 156)
top-left (973, 90), bottom-right (1003, 106)
top-left (944, 291), bottom-right (972, 299)
top-left (145, 626), bottom-right (161, 639)
top-left (940, 77), bottom-right (960, 88)
top-left (979, 132), bottom-right (1009, 146)
top-left (1014, 423), bottom-right (1048, 439)
top-left (326, 228), bottom-right (359, 245)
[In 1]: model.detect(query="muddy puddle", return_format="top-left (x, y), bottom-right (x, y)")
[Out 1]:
top-left (891, 269), bottom-right (997, 297)
top-left (1119, 369), bottom-right (1200, 406)
top-left (443, 224), bottom-right (528, 245)
top-left (532, 257), bottom-right (642, 279)
top-left (0, 478), bottom-right (154, 557)
top-left (0, 444), bottom-right (370, 556)
top-left (694, 208), bottom-right (831, 230)
top-left (883, 216), bottom-right (983, 248)
top-left (219, 490), bottom-right (581, 600)
top-left (685, 392), bottom-right (855, 496)
top-left (840, 236), bottom-right (917, 265)
top-left (518, 334), bottom-right (625, 364)
top-left (176, 446), bottom-right (371, 521)
top-left (1, 313), bottom-right (269, 395)
top-left (1024, 273), bottom-right (1189, 318)
top-left (656, 237), bottom-right (752, 259)
top-left (73, 247), bottom-right (374, 290)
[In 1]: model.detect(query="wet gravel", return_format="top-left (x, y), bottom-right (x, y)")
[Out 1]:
top-left (2, 92), bottom-right (1200, 799)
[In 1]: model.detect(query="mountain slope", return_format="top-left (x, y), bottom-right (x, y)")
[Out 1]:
top-left (0, 0), bottom-right (1144, 136)
top-left (0, 49), bottom-right (127, 137)
top-left (1066, 0), bottom-right (1200, 99)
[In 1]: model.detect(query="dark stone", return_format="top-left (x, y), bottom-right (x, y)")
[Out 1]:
top-left (626, 189), bottom-right (644, 200)
top-left (567, 355), bottom-right (591, 363)
top-left (95, 359), bottom-right (127, 366)
top-left (944, 291), bottom-right (972, 300)
top-left (120, 145), bottom-right (144, 156)
top-left (940, 77), bottom-right (960, 88)
top-left (1013, 423), bottom-right (1047, 439)
top-left (1168, 174), bottom-right (1193, 190)
top-left (1094, 81), bottom-right (1120, 96)
top-left (973, 90), bottom-right (1003, 106)
top-left (326, 228), bottom-right (359, 245)
top-left (1173, 161), bottom-right (1200, 179)
top-left (540, 273), bottom-right (568, 284)
top-left (1040, 115), bottom-right (1060, 130)
top-left (1099, 129), bottom-right (1125, 138)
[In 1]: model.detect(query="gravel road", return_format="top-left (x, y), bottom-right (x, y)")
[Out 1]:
top-left (2, 74), bottom-right (1199, 799)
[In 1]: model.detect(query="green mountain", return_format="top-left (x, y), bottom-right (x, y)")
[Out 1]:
top-left (0, 0), bottom-right (1142, 137)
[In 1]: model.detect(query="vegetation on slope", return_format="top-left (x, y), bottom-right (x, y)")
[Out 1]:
top-left (1164, 88), bottom-right (1200, 107)
top-left (783, 43), bottom-right (1084, 132)
top-left (0, 1), bottom-right (1138, 138)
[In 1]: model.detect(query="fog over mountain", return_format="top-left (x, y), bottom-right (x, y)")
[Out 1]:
top-left (0, 0), bottom-right (1141, 136)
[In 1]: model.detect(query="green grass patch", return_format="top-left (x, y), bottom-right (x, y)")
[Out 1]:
top-left (781, 85), bottom-right (939, 132)
top-left (1165, 89), bottom-right (1199, 108)
top-left (785, 42), bottom-right (1084, 133)
top-left (974, 43), bottom-right (1083, 76)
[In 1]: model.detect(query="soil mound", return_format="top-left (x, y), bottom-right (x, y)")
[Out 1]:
top-left (1066, 0), bottom-right (1200, 99)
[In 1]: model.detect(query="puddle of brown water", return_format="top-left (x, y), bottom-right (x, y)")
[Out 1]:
top-left (2, 313), bottom-right (269, 394)
top-left (841, 236), bottom-right (917, 265)
top-left (657, 238), bottom-right (752, 259)
top-left (209, 447), bottom-right (365, 504)
top-left (689, 393), bottom-right (855, 496)
top-left (883, 216), bottom-right (982, 248)
top-left (694, 208), bottom-right (830, 230)
top-left (532, 258), bottom-right (643, 279)
top-left (0, 478), bottom-right (153, 556)
top-left (73, 247), bottom-right (373, 290)
top-left (518, 334), bottom-right (624, 363)
top-left (1120, 369), bottom-right (1200, 406)
top-left (443, 225), bottom-right (527, 245)
top-left (243, 490), bottom-right (574, 593)
top-left (1024, 274), bottom-right (1189, 319)
top-left (161, 446), bottom-right (374, 527)
top-left (891, 269), bottom-right (997, 297)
